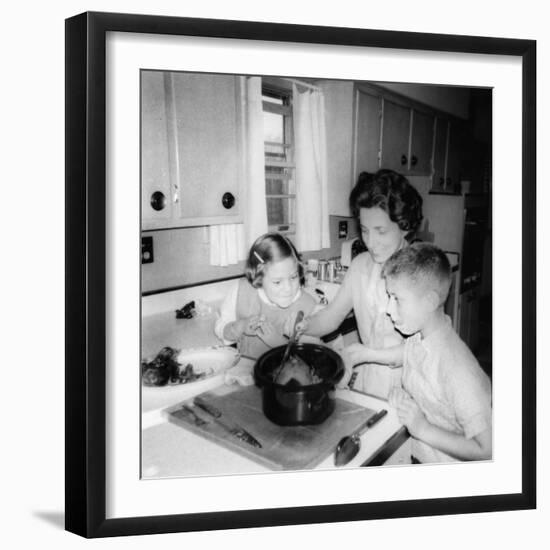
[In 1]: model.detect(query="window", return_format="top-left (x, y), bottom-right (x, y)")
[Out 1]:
top-left (262, 86), bottom-right (295, 235)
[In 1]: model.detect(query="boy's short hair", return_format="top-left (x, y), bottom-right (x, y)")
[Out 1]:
top-left (383, 243), bottom-right (452, 305)
top-left (245, 232), bottom-right (305, 288)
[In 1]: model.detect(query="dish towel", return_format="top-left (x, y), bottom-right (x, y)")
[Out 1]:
top-left (209, 223), bottom-right (246, 267)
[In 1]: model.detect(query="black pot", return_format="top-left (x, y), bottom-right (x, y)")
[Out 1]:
top-left (254, 343), bottom-right (345, 426)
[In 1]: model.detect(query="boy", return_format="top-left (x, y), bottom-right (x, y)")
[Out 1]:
top-left (382, 243), bottom-right (492, 463)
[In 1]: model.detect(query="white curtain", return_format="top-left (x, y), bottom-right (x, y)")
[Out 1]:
top-left (209, 76), bottom-right (267, 266)
top-left (293, 83), bottom-right (330, 252)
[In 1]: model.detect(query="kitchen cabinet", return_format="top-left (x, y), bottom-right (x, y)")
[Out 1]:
top-left (431, 117), bottom-right (469, 194)
top-left (380, 98), bottom-right (411, 172)
top-left (322, 82), bottom-right (453, 215)
top-left (353, 89), bottom-right (382, 180)
top-left (445, 120), bottom-right (468, 193)
top-left (142, 71), bottom-right (244, 230)
top-left (323, 83), bottom-right (389, 216)
top-left (322, 80), bottom-right (356, 216)
top-left (141, 71), bottom-right (173, 225)
top-left (380, 99), bottom-right (434, 176)
top-left (432, 116), bottom-right (448, 192)
top-left (409, 109), bottom-right (434, 175)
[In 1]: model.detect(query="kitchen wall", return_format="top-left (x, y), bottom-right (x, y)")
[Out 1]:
top-left (141, 215), bottom-right (358, 294)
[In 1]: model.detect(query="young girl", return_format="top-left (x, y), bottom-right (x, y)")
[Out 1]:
top-left (214, 232), bottom-right (317, 359)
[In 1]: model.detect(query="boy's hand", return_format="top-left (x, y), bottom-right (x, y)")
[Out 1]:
top-left (337, 348), bottom-right (360, 389)
top-left (394, 393), bottom-right (429, 439)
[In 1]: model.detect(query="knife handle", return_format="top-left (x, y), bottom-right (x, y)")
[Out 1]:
top-left (194, 397), bottom-right (222, 418)
top-left (366, 408), bottom-right (388, 427)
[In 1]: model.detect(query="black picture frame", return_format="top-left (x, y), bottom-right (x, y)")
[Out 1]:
top-left (65, 11), bottom-right (536, 538)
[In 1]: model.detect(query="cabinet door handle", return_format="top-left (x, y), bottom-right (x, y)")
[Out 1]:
top-left (400, 154), bottom-right (407, 166)
top-left (411, 155), bottom-right (418, 166)
top-left (150, 191), bottom-right (166, 211)
top-left (222, 192), bottom-right (236, 209)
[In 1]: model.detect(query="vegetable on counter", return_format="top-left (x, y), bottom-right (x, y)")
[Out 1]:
top-left (141, 346), bottom-right (207, 387)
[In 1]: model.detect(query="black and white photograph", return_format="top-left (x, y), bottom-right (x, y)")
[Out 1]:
top-left (3, 0), bottom-right (546, 547)
top-left (140, 70), bottom-right (494, 478)
top-left (57, 6), bottom-right (538, 542)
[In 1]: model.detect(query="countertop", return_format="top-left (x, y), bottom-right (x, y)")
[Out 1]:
top-left (142, 380), bottom-right (406, 478)
top-left (141, 305), bottom-right (409, 477)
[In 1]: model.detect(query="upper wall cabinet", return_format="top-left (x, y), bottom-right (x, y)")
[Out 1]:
top-left (141, 71), bottom-right (173, 226)
top-left (321, 80), bottom-right (356, 217)
top-left (141, 71), bottom-right (244, 230)
top-left (380, 99), bottom-right (435, 176)
top-left (321, 82), bottom-right (383, 217)
top-left (431, 117), bottom-right (470, 194)
top-left (409, 109), bottom-right (435, 175)
top-left (354, 89), bottom-right (382, 180)
top-left (380, 99), bottom-right (411, 173)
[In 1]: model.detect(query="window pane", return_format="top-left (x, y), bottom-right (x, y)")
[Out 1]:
top-left (263, 94), bottom-right (283, 105)
top-left (266, 197), bottom-right (292, 226)
top-left (265, 166), bottom-right (293, 195)
top-left (263, 111), bottom-right (283, 143)
top-left (265, 142), bottom-right (287, 160)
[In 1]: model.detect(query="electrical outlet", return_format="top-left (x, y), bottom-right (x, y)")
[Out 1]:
top-left (141, 236), bottom-right (154, 264)
top-left (338, 220), bottom-right (348, 239)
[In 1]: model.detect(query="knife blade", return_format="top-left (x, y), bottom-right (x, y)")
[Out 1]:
top-left (193, 397), bottom-right (262, 449)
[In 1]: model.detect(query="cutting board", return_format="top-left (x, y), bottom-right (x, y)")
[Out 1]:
top-left (165, 385), bottom-right (376, 471)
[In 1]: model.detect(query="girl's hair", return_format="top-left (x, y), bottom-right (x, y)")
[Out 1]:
top-left (245, 233), bottom-right (305, 288)
top-left (349, 169), bottom-right (423, 238)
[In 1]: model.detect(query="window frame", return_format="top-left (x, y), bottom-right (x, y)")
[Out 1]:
top-left (262, 82), bottom-right (296, 235)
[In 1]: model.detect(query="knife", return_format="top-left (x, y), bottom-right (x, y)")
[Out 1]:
top-left (193, 397), bottom-right (262, 449)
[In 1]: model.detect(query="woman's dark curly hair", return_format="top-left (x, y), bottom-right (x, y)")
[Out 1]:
top-left (349, 169), bottom-right (423, 238)
top-left (244, 232), bottom-right (305, 289)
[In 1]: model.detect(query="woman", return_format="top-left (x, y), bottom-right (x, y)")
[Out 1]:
top-left (299, 169), bottom-right (423, 397)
